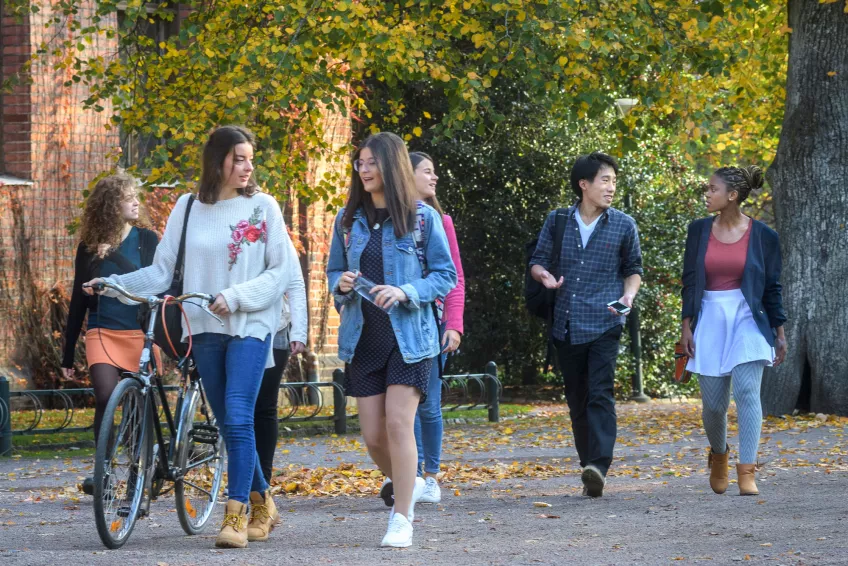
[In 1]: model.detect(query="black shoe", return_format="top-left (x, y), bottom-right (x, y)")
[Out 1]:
top-left (82, 476), bottom-right (95, 496)
top-left (581, 465), bottom-right (605, 497)
top-left (379, 479), bottom-right (394, 507)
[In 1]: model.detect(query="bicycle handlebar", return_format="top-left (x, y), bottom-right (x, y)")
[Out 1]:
top-left (84, 281), bottom-right (215, 305)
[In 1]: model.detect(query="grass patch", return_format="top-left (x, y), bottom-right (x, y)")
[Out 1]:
top-left (443, 403), bottom-right (532, 421)
top-left (4, 403), bottom-right (535, 459)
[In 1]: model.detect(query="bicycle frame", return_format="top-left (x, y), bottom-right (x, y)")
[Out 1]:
top-left (133, 296), bottom-right (212, 505)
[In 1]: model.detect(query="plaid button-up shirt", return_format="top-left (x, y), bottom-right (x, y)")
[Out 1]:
top-left (531, 206), bottom-right (643, 344)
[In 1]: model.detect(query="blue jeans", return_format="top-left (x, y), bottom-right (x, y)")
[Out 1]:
top-left (415, 351), bottom-right (446, 475)
top-left (191, 333), bottom-right (271, 504)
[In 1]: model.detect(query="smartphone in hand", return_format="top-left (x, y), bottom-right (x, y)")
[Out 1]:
top-left (607, 300), bottom-right (631, 315)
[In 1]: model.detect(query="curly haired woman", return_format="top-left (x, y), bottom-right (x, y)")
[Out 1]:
top-left (63, 172), bottom-right (160, 496)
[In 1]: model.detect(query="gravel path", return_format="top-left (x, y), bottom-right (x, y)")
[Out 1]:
top-left (1, 402), bottom-right (846, 565)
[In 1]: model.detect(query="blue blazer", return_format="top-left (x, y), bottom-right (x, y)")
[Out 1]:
top-left (681, 216), bottom-right (787, 346)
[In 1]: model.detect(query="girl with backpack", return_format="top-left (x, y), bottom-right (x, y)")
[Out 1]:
top-left (326, 132), bottom-right (456, 547)
top-left (409, 151), bottom-right (465, 503)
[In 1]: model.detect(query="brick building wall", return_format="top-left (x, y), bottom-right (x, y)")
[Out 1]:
top-left (1, 3), bottom-right (119, 377)
top-left (303, 109), bottom-right (350, 379)
top-left (0, 2), bottom-right (348, 383)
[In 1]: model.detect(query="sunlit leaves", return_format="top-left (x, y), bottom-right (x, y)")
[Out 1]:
top-left (4, 0), bottom-right (786, 206)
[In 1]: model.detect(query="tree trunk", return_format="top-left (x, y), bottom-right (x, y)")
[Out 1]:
top-left (764, 1), bottom-right (848, 416)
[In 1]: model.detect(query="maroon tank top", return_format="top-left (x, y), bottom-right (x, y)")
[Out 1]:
top-left (704, 220), bottom-right (752, 291)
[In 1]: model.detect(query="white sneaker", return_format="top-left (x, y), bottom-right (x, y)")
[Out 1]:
top-left (418, 477), bottom-right (441, 504)
top-left (381, 513), bottom-right (413, 548)
top-left (388, 477), bottom-right (426, 524)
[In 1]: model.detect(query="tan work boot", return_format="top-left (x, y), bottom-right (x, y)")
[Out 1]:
top-left (247, 489), bottom-right (279, 542)
top-left (708, 445), bottom-right (730, 494)
top-left (736, 464), bottom-right (759, 496)
top-left (215, 499), bottom-right (249, 548)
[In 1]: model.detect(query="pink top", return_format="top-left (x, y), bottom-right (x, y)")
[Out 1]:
top-left (441, 214), bottom-right (465, 334)
top-left (704, 220), bottom-right (752, 291)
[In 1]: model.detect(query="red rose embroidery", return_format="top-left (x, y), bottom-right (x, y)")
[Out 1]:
top-left (244, 225), bottom-right (262, 243)
top-left (227, 207), bottom-right (268, 270)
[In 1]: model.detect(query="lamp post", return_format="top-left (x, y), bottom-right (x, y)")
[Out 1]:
top-left (616, 97), bottom-right (651, 403)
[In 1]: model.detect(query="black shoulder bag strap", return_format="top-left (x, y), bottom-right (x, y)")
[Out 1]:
top-left (543, 207), bottom-right (569, 372)
top-left (172, 195), bottom-right (196, 290)
top-left (547, 207), bottom-right (569, 325)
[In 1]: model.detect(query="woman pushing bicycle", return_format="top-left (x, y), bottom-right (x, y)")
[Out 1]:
top-left (84, 126), bottom-right (300, 549)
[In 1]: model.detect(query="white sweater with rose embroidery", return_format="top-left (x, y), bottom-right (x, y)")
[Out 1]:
top-left (104, 192), bottom-right (296, 368)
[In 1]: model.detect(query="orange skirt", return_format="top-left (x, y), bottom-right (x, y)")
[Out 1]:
top-left (85, 328), bottom-right (162, 374)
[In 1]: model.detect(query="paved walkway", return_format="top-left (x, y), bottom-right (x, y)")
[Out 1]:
top-left (1, 402), bottom-right (846, 565)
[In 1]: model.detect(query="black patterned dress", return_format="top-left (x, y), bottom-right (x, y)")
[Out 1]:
top-left (345, 209), bottom-right (432, 400)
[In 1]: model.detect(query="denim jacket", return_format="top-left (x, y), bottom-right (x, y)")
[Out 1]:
top-left (326, 204), bottom-right (457, 364)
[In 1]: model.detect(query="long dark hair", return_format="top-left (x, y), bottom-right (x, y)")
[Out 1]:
top-left (409, 151), bottom-right (444, 215)
top-left (342, 132), bottom-right (418, 238)
top-left (713, 165), bottom-right (764, 203)
top-left (197, 125), bottom-right (259, 204)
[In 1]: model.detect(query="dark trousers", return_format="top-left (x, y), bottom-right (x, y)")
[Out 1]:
top-left (254, 348), bottom-right (291, 484)
top-left (555, 325), bottom-right (622, 476)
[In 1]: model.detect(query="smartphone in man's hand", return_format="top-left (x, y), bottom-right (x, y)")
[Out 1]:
top-left (607, 300), bottom-right (632, 315)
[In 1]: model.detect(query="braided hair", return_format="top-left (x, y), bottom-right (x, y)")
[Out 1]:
top-left (713, 165), bottom-right (764, 203)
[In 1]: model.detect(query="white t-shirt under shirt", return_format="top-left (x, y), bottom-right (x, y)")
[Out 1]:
top-left (576, 208), bottom-right (601, 248)
top-left (106, 192), bottom-right (298, 368)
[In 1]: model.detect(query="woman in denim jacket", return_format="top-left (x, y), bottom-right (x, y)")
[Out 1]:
top-left (327, 132), bottom-right (456, 548)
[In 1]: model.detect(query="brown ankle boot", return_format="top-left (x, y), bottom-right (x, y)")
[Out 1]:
top-left (708, 445), bottom-right (730, 494)
top-left (247, 489), bottom-right (279, 542)
top-left (737, 464), bottom-right (759, 496)
top-left (215, 499), bottom-right (249, 548)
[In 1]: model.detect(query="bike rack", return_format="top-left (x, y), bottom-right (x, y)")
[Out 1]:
top-left (0, 362), bottom-right (501, 448)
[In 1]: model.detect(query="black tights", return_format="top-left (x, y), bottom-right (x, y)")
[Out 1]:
top-left (90, 363), bottom-right (122, 445)
top-left (254, 348), bottom-right (291, 484)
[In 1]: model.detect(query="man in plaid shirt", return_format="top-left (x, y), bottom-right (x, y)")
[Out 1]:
top-left (530, 152), bottom-right (643, 497)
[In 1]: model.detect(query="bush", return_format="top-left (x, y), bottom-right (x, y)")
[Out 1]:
top-left (363, 81), bottom-right (706, 399)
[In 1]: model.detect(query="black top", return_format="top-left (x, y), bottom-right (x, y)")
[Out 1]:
top-left (62, 227), bottom-right (159, 368)
top-left (87, 227), bottom-right (143, 331)
top-left (681, 216), bottom-right (787, 346)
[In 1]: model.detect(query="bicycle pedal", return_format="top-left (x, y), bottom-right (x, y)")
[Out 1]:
top-left (117, 506), bottom-right (133, 518)
top-left (190, 424), bottom-right (219, 445)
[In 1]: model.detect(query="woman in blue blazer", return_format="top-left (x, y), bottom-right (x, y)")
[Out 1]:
top-left (681, 165), bottom-right (787, 497)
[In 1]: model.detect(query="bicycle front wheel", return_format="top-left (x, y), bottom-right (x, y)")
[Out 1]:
top-left (174, 386), bottom-right (226, 535)
top-left (93, 378), bottom-right (152, 549)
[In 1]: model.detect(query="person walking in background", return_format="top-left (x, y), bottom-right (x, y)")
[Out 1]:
top-left (85, 126), bottom-right (300, 549)
top-left (327, 132), bottom-right (456, 547)
top-left (252, 270), bottom-right (308, 495)
top-left (529, 152), bottom-right (643, 498)
top-left (681, 165), bottom-right (787, 496)
top-left (63, 173), bottom-right (159, 497)
top-left (409, 151), bottom-right (465, 504)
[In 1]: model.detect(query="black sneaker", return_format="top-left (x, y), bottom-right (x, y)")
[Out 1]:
top-left (81, 476), bottom-right (95, 496)
top-left (581, 465), bottom-right (605, 497)
top-left (379, 479), bottom-right (394, 507)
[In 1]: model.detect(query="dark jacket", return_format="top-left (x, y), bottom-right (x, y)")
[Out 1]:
top-left (62, 228), bottom-right (159, 368)
top-left (682, 216), bottom-right (786, 346)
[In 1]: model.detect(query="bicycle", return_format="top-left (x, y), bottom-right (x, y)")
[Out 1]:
top-left (85, 281), bottom-right (227, 549)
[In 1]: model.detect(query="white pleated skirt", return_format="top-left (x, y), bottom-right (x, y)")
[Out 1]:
top-left (686, 289), bottom-right (773, 377)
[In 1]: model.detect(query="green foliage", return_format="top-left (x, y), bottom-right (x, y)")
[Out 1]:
top-left (5, 0), bottom-right (786, 201)
top-left (366, 74), bottom-right (706, 397)
top-left (5, 0), bottom-right (792, 397)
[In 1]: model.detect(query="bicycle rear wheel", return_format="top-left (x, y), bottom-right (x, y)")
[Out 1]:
top-left (93, 378), bottom-right (152, 549)
top-left (174, 385), bottom-right (226, 535)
